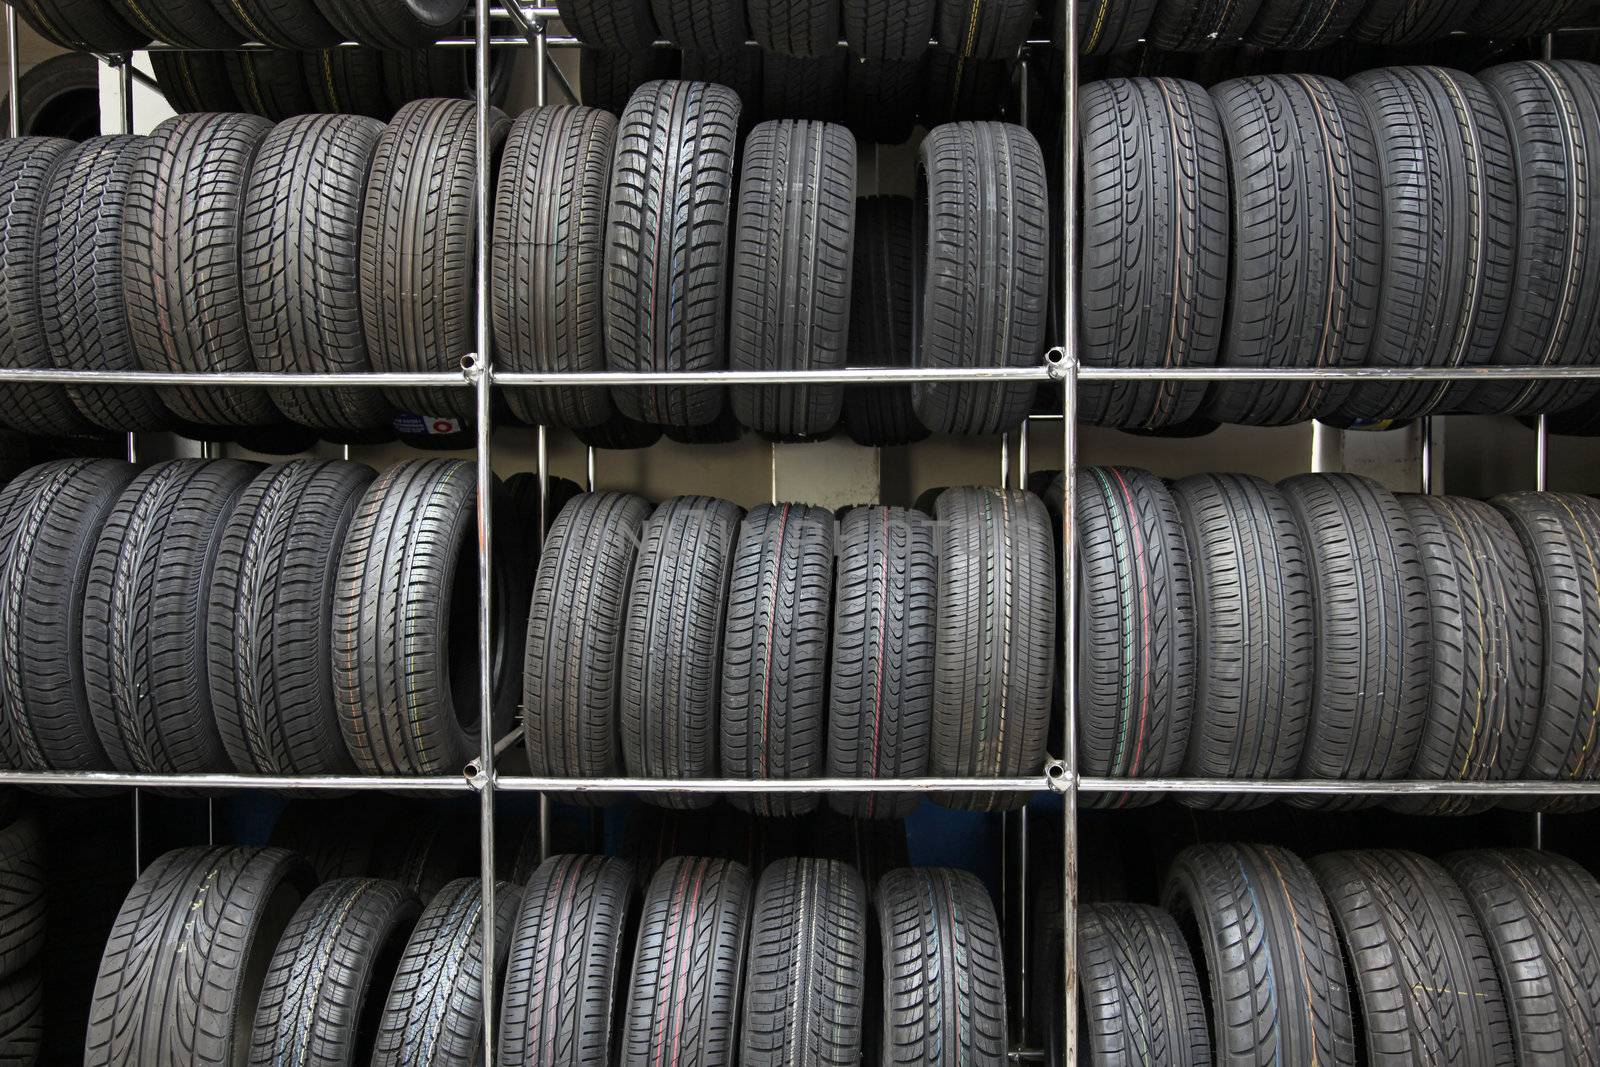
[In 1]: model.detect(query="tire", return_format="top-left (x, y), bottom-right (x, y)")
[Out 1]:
top-left (1278, 474), bottom-right (1431, 805)
top-left (827, 506), bottom-right (936, 819)
top-left (619, 856), bottom-right (752, 1065)
top-left (809, 811), bottom-right (909, 903)
top-left (844, 56), bottom-right (921, 145)
top-left (913, 122), bottom-right (1049, 436)
top-left (106, 0), bottom-right (240, 46)
top-left (210, 0), bottom-right (338, 47)
top-left (1474, 61), bottom-right (1600, 415)
top-left (1170, 474), bottom-right (1314, 809)
top-left (937, 0), bottom-right (1036, 60)
top-left (1079, 78), bottom-right (1226, 430)
top-left (244, 114), bottom-right (395, 434)
top-left (844, 0), bottom-right (936, 58)
top-left (1492, 492), bottom-right (1600, 812)
top-left (680, 47), bottom-right (763, 129)
top-left (379, 47), bottom-right (470, 105)
top-left (318, 0), bottom-right (468, 48)
top-left (720, 503), bottom-right (835, 816)
top-left (649, 0), bottom-right (746, 53)
top-left (84, 847), bottom-right (314, 1066)
top-left (304, 47), bottom-right (392, 118)
top-left (208, 461), bottom-right (374, 778)
top-left (493, 106), bottom-right (618, 430)
top-left (749, 0), bottom-right (838, 56)
top-left (1077, 0), bottom-right (1159, 54)
top-left (1205, 74), bottom-right (1382, 425)
top-left (0, 966), bottom-right (40, 1065)
top-left (1350, 0), bottom-right (1474, 42)
top-left (0, 815), bottom-right (44, 975)
top-left (761, 52), bottom-right (848, 120)
top-left (1469, 0), bottom-right (1583, 37)
top-left (620, 496), bottom-right (743, 809)
top-left (1076, 467), bottom-right (1197, 808)
top-left (0, 137), bottom-right (93, 439)
top-left (149, 51), bottom-right (241, 113)
top-left (123, 113), bottom-right (278, 427)
top-left (574, 412), bottom-right (664, 450)
top-left (269, 798), bottom-right (390, 881)
top-left (83, 460), bottom-right (259, 776)
top-left (0, 460), bottom-right (133, 776)
top-left (741, 858), bottom-right (867, 1065)
top-left (369, 808), bottom-right (477, 901)
top-left (1247, 0), bottom-right (1364, 48)
top-left (1163, 843), bottom-right (1356, 1066)
top-left (931, 488), bottom-right (1054, 811)
top-left (604, 79), bottom-right (741, 428)
top-left (39, 137), bottom-right (171, 434)
top-left (843, 197), bottom-right (927, 446)
top-left (1311, 849), bottom-right (1514, 1066)
top-left (1392, 495), bottom-right (1541, 815)
top-left (1150, 0), bottom-right (1265, 49)
top-left (579, 46), bottom-right (681, 114)
top-left (12, 0), bottom-right (147, 51)
top-left (661, 403), bottom-right (745, 443)
top-left (729, 120), bottom-right (855, 439)
top-left (370, 878), bottom-right (521, 1067)
top-left (1341, 66), bottom-right (1515, 421)
top-left (333, 459), bottom-right (523, 776)
top-left (1, 53), bottom-right (100, 139)
top-left (361, 98), bottom-right (510, 420)
top-left (878, 867), bottom-right (1006, 1066)
top-left (918, 49), bottom-right (1010, 125)
top-left (1445, 849), bottom-right (1600, 1063)
top-left (498, 855), bottom-right (635, 1067)
top-left (557, 0), bottom-right (656, 48)
top-left (226, 49), bottom-right (318, 122)
top-left (248, 878), bottom-right (421, 1067)
top-left (1078, 903), bottom-right (1209, 1067)
top-left (523, 492), bottom-right (653, 790)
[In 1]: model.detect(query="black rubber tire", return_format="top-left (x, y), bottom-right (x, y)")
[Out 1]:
top-left (878, 867), bottom-right (1007, 1066)
top-left (844, 197), bottom-right (927, 446)
top-left (123, 113), bottom-right (278, 427)
top-left (494, 105), bottom-right (617, 430)
top-left (106, 0), bottom-right (241, 46)
top-left (1170, 473), bottom-right (1314, 809)
top-left (937, 0), bottom-right (1036, 60)
top-left (208, 461), bottom-right (374, 778)
top-left (1469, 0), bottom-right (1583, 37)
top-left (649, 0), bottom-right (746, 53)
top-left (244, 113), bottom-right (395, 433)
top-left (1206, 74), bottom-right (1382, 426)
top-left (720, 503), bottom-right (835, 816)
top-left (844, 56), bottom-right (921, 145)
top-left (1, 53), bottom-right (100, 139)
top-left (12, 0), bottom-right (147, 51)
top-left (333, 459), bottom-right (522, 776)
top-left (1493, 491), bottom-right (1600, 812)
top-left (226, 49), bottom-right (318, 123)
top-left (523, 492), bottom-right (653, 789)
top-left (1392, 495), bottom-right (1541, 816)
top-left (361, 98), bottom-right (509, 420)
top-left (211, 0), bottom-right (339, 47)
top-left (305, 47), bottom-right (392, 118)
top-left (368, 808), bottom-right (478, 901)
top-left (370, 878), bottom-right (521, 1067)
top-left (1150, 0), bottom-right (1266, 49)
top-left (39, 136), bottom-right (171, 434)
top-left (913, 122), bottom-right (1049, 436)
top-left (1279, 474), bottom-right (1432, 805)
top-left (1076, 467), bottom-right (1197, 808)
top-left (0, 137), bottom-right (94, 439)
top-left (268, 798), bottom-right (390, 881)
top-left (931, 488), bottom-right (1054, 811)
top-left (679, 47), bottom-right (762, 128)
top-left (1079, 77), bottom-right (1226, 431)
top-left (318, 0), bottom-right (469, 48)
top-left (1350, 0), bottom-right (1475, 42)
top-left (1077, 0), bottom-right (1159, 54)
top-left (603, 79), bottom-right (740, 428)
top-left (729, 119), bottom-right (855, 439)
top-left (574, 412), bottom-right (664, 450)
top-left (620, 496), bottom-right (743, 809)
top-left (557, 0), bottom-right (656, 47)
top-left (1445, 849), bottom-right (1600, 1063)
top-left (0, 965), bottom-right (41, 1064)
top-left (1474, 61), bottom-right (1600, 415)
top-left (1341, 66), bottom-right (1515, 421)
top-left (84, 847), bottom-right (314, 1066)
top-left (918, 48), bottom-right (1010, 124)
top-left (0, 460), bottom-right (133, 776)
top-left (579, 46), bottom-right (682, 113)
top-left (660, 403), bottom-right (746, 443)
top-left (0, 814), bottom-right (43, 975)
top-left (1246, 0), bottom-right (1364, 48)
top-left (149, 51), bottom-right (241, 113)
top-left (827, 506), bottom-right (936, 819)
top-left (1311, 849), bottom-right (1514, 1066)
top-left (379, 46), bottom-right (468, 105)
top-left (1078, 903), bottom-right (1209, 1066)
top-left (741, 858), bottom-right (867, 1065)
top-left (749, 0), bottom-right (838, 57)
top-left (761, 52), bottom-right (848, 120)
top-left (844, 0), bottom-right (936, 58)
top-left (1163, 843), bottom-right (1356, 1066)
top-left (809, 811), bottom-right (910, 904)
top-left (248, 877), bottom-right (421, 1067)
top-left (83, 460), bottom-right (259, 776)
top-left (619, 856), bottom-right (752, 1065)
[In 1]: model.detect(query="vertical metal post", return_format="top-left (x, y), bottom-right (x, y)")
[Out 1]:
top-left (1535, 411), bottom-right (1548, 851)
top-left (6, 4), bottom-right (19, 138)
top-left (532, 14), bottom-right (553, 869)
top-left (1419, 417), bottom-right (1433, 495)
top-left (1015, 421), bottom-right (1030, 1048)
top-left (1061, 0), bottom-right (1081, 1057)
top-left (472, 0), bottom-right (498, 1060)
top-left (119, 55), bottom-right (134, 135)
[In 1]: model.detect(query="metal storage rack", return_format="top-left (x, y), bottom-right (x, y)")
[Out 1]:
top-left (0, 1), bottom-right (1596, 1061)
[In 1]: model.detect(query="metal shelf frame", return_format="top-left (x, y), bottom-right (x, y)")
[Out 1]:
top-left (1, 1), bottom-right (1595, 1060)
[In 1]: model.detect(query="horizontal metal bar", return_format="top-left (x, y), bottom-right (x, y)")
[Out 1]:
top-left (0, 770), bottom-right (476, 790)
top-left (496, 365), bottom-right (1057, 385)
top-left (1078, 365), bottom-right (1600, 382)
top-left (494, 775), bottom-right (1050, 793)
top-left (0, 368), bottom-right (471, 387)
top-left (1079, 777), bottom-right (1600, 796)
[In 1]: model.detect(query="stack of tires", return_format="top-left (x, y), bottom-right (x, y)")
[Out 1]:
top-left (0, 805), bottom-right (42, 1065)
